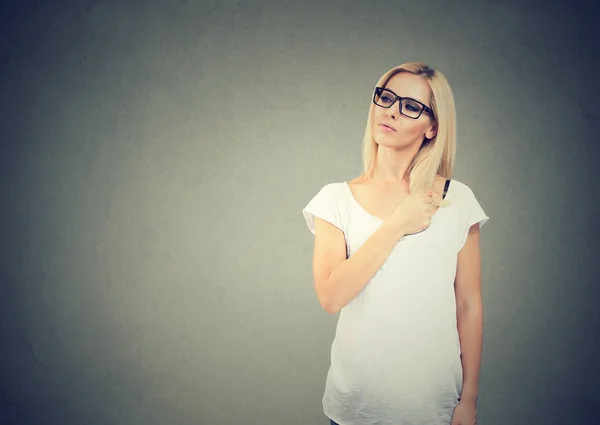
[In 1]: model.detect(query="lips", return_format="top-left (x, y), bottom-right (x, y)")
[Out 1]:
top-left (379, 122), bottom-right (397, 131)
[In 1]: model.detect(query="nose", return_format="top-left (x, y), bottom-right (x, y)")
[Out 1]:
top-left (384, 104), bottom-right (398, 119)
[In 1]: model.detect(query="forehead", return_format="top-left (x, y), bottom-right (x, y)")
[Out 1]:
top-left (384, 72), bottom-right (431, 105)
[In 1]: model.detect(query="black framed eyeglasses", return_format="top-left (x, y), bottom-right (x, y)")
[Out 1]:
top-left (373, 87), bottom-right (435, 120)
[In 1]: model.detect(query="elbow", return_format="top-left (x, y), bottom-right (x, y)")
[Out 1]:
top-left (322, 299), bottom-right (340, 315)
top-left (316, 284), bottom-right (340, 314)
top-left (315, 275), bottom-right (342, 314)
top-left (321, 291), bottom-right (342, 314)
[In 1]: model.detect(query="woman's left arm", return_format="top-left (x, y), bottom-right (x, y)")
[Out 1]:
top-left (455, 223), bottom-right (484, 405)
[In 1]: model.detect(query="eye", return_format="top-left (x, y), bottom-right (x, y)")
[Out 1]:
top-left (403, 100), bottom-right (422, 113)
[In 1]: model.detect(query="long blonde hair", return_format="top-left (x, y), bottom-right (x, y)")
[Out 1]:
top-left (359, 62), bottom-right (457, 203)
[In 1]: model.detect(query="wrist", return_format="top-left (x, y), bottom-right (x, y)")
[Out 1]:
top-left (385, 221), bottom-right (406, 240)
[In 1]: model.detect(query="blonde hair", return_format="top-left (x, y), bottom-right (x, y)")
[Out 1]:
top-left (359, 62), bottom-right (457, 205)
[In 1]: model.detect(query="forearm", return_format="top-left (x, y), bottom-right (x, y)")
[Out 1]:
top-left (325, 221), bottom-right (405, 314)
top-left (457, 302), bottom-right (483, 403)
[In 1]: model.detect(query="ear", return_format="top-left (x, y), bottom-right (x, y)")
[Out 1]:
top-left (425, 123), bottom-right (437, 139)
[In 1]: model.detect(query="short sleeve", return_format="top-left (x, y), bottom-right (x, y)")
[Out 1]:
top-left (302, 183), bottom-right (344, 235)
top-left (458, 185), bottom-right (489, 251)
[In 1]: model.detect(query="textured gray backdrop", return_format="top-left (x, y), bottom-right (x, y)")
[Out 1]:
top-left (1, 0), bottom-right (599, 424)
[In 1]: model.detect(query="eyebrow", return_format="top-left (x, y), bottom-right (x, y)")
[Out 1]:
top-left (384, 88), bottom-right (427, 105)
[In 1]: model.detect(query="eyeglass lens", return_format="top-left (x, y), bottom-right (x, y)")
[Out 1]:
top-left (375, 88), bottom-right (423, 118)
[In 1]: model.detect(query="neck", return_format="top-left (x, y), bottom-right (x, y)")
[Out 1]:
top-left (371, 146), bottom-right (418, 185)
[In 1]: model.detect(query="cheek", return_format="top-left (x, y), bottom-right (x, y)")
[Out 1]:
top-left (372, 107), bottom-right (385, 122)
top-left (396, 121), bottom-right (428, 138)
top-left (371, 109), bottom-right (386, 131)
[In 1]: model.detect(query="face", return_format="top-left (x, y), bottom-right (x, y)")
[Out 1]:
top-left (372, 72), bottom-right (437, 150)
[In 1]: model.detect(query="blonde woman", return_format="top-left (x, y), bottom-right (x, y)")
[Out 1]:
top-left (302, 63), bottom-right (489, 425)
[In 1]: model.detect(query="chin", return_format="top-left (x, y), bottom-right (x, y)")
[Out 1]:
top-left (374, 134), bottom-right (401, 147)
top-left (374, 131), bottom-right (394, 142)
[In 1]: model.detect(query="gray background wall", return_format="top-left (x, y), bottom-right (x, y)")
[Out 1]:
top-left (1, 0), bottom-right (599, 424)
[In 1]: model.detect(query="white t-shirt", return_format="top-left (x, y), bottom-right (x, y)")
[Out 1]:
top-left (302, 179), bottom-right (489, 425)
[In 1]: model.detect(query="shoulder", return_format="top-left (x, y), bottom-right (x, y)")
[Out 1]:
top-left (448, 179), bottom-right (475, 197)
top-left (443, 179), bottom-right (479, 211)
top-left (302, 181), bottom-right (350, 234)
top-left (306, 182), bottom-right (348, 204)
top-left (447, 179), bottom-right (487, 221)
top-left (317, 182), bottom-right (347, 195)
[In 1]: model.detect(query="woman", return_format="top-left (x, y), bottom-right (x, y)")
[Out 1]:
top-left (302, 62), bottom-right (489, 425)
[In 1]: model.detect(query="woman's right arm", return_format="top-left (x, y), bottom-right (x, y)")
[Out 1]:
top-left (311, 191), bottom-right (436, 314)
top-left (312, 218), bottom-right (406, 314)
